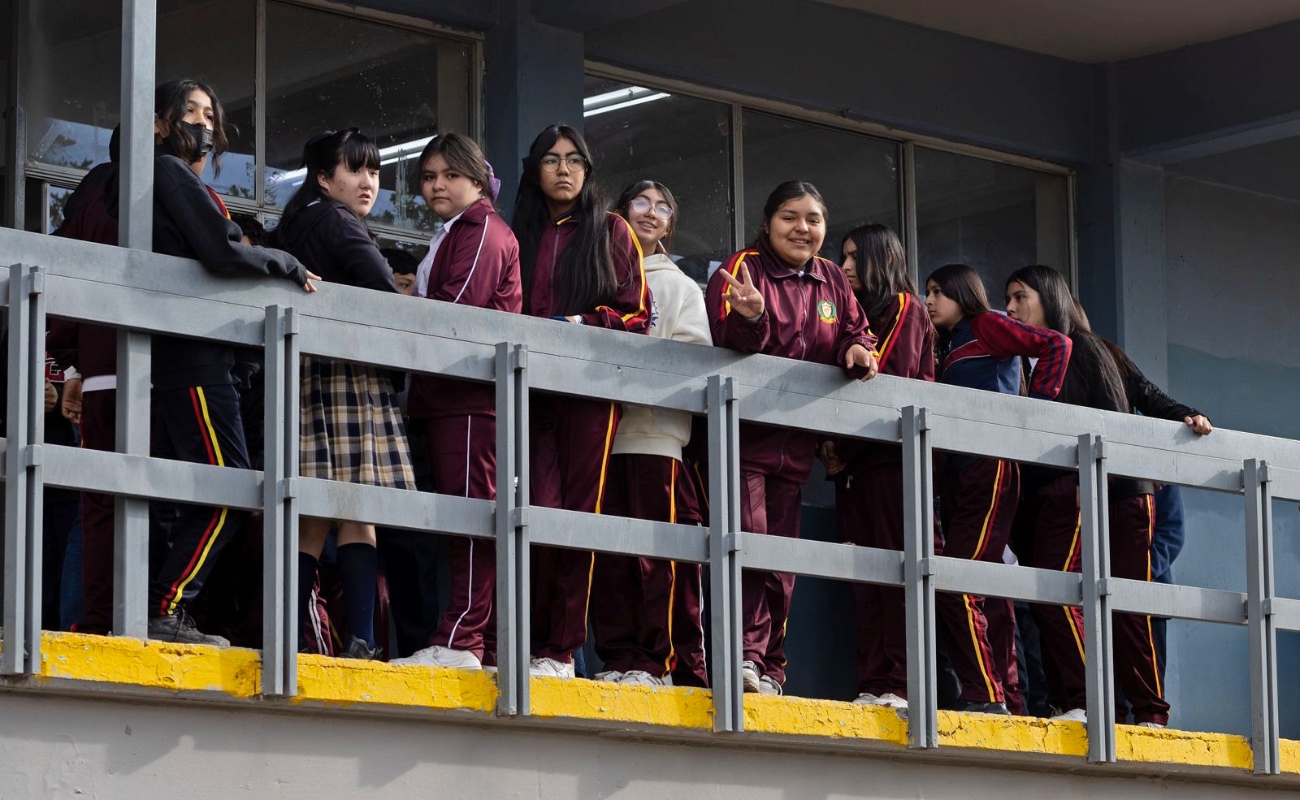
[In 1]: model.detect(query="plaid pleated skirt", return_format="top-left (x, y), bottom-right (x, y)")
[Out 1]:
top-left (299, 356), bottom-right (415, 489)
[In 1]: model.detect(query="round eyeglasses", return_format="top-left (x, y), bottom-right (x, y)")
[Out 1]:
top-left (540, 155), bottom-right (587, 173)
top-left (629, 197), bottom-right (674, 219)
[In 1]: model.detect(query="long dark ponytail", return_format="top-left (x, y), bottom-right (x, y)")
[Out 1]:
top-left (1005, 265), bottom-right (1128, 413)
top-left (844, 224), bottom-right (915, 324)
top-left (512, 124), bottom-right (616, 315)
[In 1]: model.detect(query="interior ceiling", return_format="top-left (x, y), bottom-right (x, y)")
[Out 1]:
top-left (817, 0), bottom-right (1300, 62)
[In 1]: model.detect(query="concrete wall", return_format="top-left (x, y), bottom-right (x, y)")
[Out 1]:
top-left (1162, 173), bottom-right (1300, 737)
top-left (0, 691), bottom-right (1280, 800)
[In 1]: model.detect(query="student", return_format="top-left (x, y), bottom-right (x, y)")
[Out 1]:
top-left (510, 124), bottom-right (651, 679)
top-left (390, 133), bottom-right (522, 670)
top-left (816, 224), bottom-right (936, 708)
top-left (275, 128), bottom-right (415, 660)
top-left (589, 180), bottom-right (709, 687)
top-left (1004, 264), bottom-right (1167, 727)
top-left (921, 263), bottom-right (1071, 714)
top-left (705, 180), bottom-right (879, 695)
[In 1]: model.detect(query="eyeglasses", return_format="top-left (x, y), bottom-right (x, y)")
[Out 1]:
top-left (540, 155), bottom-right (587, 173)
top-left (629, 197), bottom-right (674, 219)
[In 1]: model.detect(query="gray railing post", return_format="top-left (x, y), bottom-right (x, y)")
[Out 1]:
top-left (1244, 459), bottom-right (1279, 775)
top-left (902, 406), bottom-right (937, 748)
top-left (708, 375), bottom-right (743, 732)
top-left (3, 263), bottom-right (45, 675)
top-left (261, 306), bottom-right (299, 697)
top-left (1079, 433), bottom-right (1116, 762)
top-left (495, 342), bottom-right (530, 716)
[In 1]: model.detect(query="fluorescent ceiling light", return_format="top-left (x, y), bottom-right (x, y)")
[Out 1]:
top-left (583, 85), bottom-right (671, 117)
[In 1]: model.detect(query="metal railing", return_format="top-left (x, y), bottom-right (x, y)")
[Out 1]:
top-left (2, 227), bottom-right (1298, 774)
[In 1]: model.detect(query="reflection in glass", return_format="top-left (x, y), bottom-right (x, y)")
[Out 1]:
top-left (584, 76), bottom-right (732, 283)
top-left (742, 111), bottom-right (900, 266)
top-left (46, 184), bottom-right (73, 234)
top-left (265, 2), bottom-right (471, 234)
top-left (914, 147), bottom-right (1070, 296)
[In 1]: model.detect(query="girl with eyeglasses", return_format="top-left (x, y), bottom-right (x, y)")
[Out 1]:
top-left (816, 224), bottom-right (937, 709)
top-left (276, 128), bottom-right (417, 660)
top-left (389, 133), bottom-right (522, 672)
top-left (511, 124), bottom-right (651, 679)
top-left (588, 180), bottom-right (710, 687)
top-left (705, 180), bottom-right (880, 696)
top-left (922, 263), bottom-right (1072, 716)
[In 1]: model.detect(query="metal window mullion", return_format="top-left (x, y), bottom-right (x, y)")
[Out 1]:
top-left (3, 0), bottom-right (29, 231)
top-left (1245, 459), bottom-right (1279, 775)
top-left (902, 406), bottom-right (937, 749)
top-left (119, 0), bottom-right (156, 250)
top-left (495, 342), bottom-right (530, 716)
top-left (1079, 433), bottom-right (1115, 762)
top-left (254, 0), bottom-right (267, 209)
top-left (3, 263), bottom-right (45, 675)
top-left (261, 305), bottom-right (297, 697)
top-left (708, 375), bottom-right (743, 732)
top-left (729, 104), bottom-right (744, 253)
top-left (900, 141), bottom-right (919, 290)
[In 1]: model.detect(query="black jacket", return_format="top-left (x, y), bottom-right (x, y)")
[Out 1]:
top-left (274, 199), bottom-right (397, 293)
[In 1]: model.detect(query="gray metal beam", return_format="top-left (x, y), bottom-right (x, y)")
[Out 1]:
top-left (708, 375), bottom-right (743, 733)
top-left (1244, 460), bottom-right (1279, 775)
top-left (902, 406), bottom-right (937, 749)
top-left (1079, 434), bottom-right (1115, 763)
top-left (495, 342), bottom-right (529, 717)
top-left (261, 306), bottom-right (298, 698)
top-left (3, 0), bottom-right (29, 231)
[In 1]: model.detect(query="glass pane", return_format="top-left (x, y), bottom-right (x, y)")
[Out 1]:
top-left (47, 184), bottom-right (73, 234)
top-left (26, 0), bottom-right (255, 197)
top-left (914, 147), bottom-right (1070, 296)
top-left (583, 76), bottom-right (733, 283)
top-left (741, 111), bottom-right (900, 266)
top-left (265, 2), bottom-right (472, 234)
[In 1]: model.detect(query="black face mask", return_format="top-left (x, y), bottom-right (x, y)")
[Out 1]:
top-left (177, 121), bottom-right (214, 162)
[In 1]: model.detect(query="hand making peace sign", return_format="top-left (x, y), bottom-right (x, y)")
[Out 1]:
top-left (718, 263), bottom-right (765, 321)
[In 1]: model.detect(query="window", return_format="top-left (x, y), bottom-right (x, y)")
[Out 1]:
top-left (583, 77), bottom-right (733, 283)
top-left (914, 147), bottom-right (1071, 295)
top-left (741, 111), bottom-right (900, 262)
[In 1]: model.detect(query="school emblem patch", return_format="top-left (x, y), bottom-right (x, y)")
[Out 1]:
top-left (817, 299), bottom-right (838, 323)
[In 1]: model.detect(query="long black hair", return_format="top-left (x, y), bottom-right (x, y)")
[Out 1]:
top-left (1005, 265), bottom-right (1128, 412)
top-left (512, 124), bottom-right (616, 315)
top-left (926, 263), bottom-right (991, 322)
top-left (614, 180), bottom-right (678, 256)
top-left (279, 128), bottom-right (381, 229)
top-left (154, 78), bottom-right (230, 176)
top-left (846, 223), bottom-right (915, 323)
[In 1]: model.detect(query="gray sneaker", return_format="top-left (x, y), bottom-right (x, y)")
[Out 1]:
top-left (147, 612), bottom-right (230, 647)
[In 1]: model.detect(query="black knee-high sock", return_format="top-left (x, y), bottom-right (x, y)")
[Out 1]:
top-left (336, 542), bottom-right (377, 648)
top-left (297, 551), bottom-right (319, 652)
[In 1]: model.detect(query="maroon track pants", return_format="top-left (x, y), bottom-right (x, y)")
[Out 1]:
top-left (591, 454), bottom-right (704, 677)
top-left (78, 390), bottom-right (117, 633)
top-left (739, 470), bottom-right (803, 686)
top-left (529, 397), bottom-right (621, 662)
top-left (424, 413), bottom-right (497, 659)
top-left (936, 458), bottom-right (1019, 704)
top-left (1030, 475), bottom-right (1168, 724)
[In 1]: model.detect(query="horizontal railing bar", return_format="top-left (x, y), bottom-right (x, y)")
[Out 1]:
top-left (932, 557), bottom-right (1081, 606)
top-left (742, 536), bottom-right (904, 587)
top-left (43, 443), bottom-right (261, 509)
top-left (527, 507), bottom-right (709, 563)
top-left (296, 478), bottom-right (494, 537)
top-left (1107, 578), bottom-right (1247, 625)
top-left (1271, 597), bottom-right (1300, 633)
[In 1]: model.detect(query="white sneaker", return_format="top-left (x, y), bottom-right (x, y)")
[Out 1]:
top-left (1052, 707), bottom-right (1087, 722)
top-left (390, 645), bottom-right (482, 669)
top-left (1137, 721), bottom-right (1165, 729)
top-left (529, 656), bottom-right (575, 679)
top-left (741, 660), bottom-right (762, 693)
top-left (619, 670), bottom-right (672, 687)
top-left (873, 692), bottom-right (909, 710)
top-left (758, 675), bottom-right (783, 696)
top-left (594, 670), bottom-right (624, 682)
top-left (852, 692), bottom-right (881, 705)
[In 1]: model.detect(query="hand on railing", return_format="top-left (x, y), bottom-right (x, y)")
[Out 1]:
top-left (44, 379), bottom-right (57, 414)
top-left (845, 344), bottom-right (878, 382)
top-left (61, 378), bottom-right (82, 425)
top-left (718, 264), bottom-right (765, 321)
top-left (1185, 414), bottom-right (1212, 435)
top-left (302, 270), bottom-right (322, 293)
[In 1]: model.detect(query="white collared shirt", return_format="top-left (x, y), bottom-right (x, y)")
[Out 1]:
top-left (415, 211), bottom-right (464, 298)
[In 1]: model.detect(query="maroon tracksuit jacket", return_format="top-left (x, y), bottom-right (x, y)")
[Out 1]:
top-left (831, 293), bottom-right (935, 697)
top-left (406, 198), bottom-right (522, 660)
top-left (706, 238), bottom-right (877, 686)
top-left (525, 211), bottom-right (650, 663)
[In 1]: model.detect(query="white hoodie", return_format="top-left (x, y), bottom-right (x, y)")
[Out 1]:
top-left (611, 253), bottom-right (711, 460)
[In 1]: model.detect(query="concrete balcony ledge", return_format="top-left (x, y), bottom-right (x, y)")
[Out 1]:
top-left (4, 632), bottom-right (1296, 793)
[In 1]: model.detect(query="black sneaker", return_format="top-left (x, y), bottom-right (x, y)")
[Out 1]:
top-left (147, 611), bottom-right (231, 647)
top-left (952, 700), bottom-right (1011, 715)
top-left (338, 635), bottom-right (382, 661)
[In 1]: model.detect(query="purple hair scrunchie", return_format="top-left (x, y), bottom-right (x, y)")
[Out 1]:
top-left (484, 159), bottom-right (502, 201)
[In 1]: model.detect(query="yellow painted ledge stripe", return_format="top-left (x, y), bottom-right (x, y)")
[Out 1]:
top-left (20, 633), bottom-right (1300, 777)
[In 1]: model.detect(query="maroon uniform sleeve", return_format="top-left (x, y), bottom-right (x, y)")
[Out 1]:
top-left (47, 320), bottom-right (79, 372)
top-left (969, 312), bottom-right (1072, 399)
top-left (874, 294), bottom-right (935, 381)
top-left (426, 214), bottom-right (521, 312)
top-left (706, 249), bottom-right (770, 352)
top-left (830, 269), bottom-right (878, 378)
top-left (578, 214), bottom-right (650, 332)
